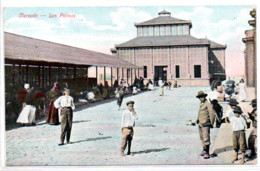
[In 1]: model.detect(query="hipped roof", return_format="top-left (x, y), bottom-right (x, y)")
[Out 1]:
top-left (4, 32), bottom-right (141, 69)
top-left (115, 35), bottom-right (226, 49)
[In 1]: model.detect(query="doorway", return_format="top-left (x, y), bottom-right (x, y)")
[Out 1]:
top-left (154, 66), bottom-right (167, 84)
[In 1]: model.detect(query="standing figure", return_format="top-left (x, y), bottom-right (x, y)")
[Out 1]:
top-left (116, 88), bottom-right (124, 110)
top-left (46, 82), bottom-right (62, 125)
top-left (158, 78), bottom-right (164, 96)
top-left (238, 79), bottom-right (246, 102)
top-left (54, 89), bottom-right (75, 146)
top-left (211, 100), bottom-right (223, 128)
top-left (225, 99), bottom-right (239, 123)
top-left (168, 82), bottom-right (172, 90)
top-left (230, 106), bottom-right (247, 164)
top-left (196, 91), bottom-right (215, 159)
top-left (247, 99), bottom-right (257, 159)
top-left (16, 84), bottom-right (37, 126)
top-left (120, 101), bottom-right (138, 156)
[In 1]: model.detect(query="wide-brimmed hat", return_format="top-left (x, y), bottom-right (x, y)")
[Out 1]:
top-left (228, 98), bottom-right (239, 106)
top-left (196, 91), bottom-right (207, 98)
top-left (233, 106), bottom-right (243, 114)
top-left (64, 89), bottom-right (70, 93)
top-left (250, 99), bottom-right (257, 106)
top-left (126, 101), bottom-right (135, 105)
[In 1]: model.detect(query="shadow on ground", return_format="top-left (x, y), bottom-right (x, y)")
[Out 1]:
top-left (132, 148), bottom-right (170, 154)
top-left (71, 136), bottom-right (112, 144)
top-left (213, 146), bottom-right (233, 155)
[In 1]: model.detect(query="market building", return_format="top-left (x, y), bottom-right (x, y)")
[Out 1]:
top-left (112, 10), bottom-right (227, 86)
top-left (4, 32), bottom-right (142, 91)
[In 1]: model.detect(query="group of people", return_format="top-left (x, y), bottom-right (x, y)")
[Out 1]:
top-left (16, 82), bottom-right (75, 146)
top-left (14, 79), bottom-right (257, 162)
top-left (196, 90), bottom-right (257, 163)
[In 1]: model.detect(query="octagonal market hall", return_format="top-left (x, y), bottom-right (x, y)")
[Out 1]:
top-left (112, 10), bottom-right (227, 86)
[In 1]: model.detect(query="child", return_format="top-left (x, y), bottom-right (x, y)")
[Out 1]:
top-left (230, 106), bottom-right (247, 164)
top-left (120, 101), bottom-right (138, 156)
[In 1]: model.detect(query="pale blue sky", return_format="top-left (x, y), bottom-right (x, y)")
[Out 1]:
top-left (4, 6), bottom-right (255, 76)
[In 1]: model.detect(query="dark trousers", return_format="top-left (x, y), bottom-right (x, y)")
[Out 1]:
top-left (117, 95), bottom-right (124, 107)
top-left (248, 127), bottom-right (257, 150)
top-left (60, 108), bottom-right (73, 143)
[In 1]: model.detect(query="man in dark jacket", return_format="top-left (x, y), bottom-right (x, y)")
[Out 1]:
top-left (196, 91), bottom-right (215, 159)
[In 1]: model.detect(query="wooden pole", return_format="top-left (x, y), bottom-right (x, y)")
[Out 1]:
top-left (86, 66), bottom-right (89, 90)
top-left (12, 64), bottom-right (15, 84)
top-left (42, 66), bottom-right (45, 88)
top-left (96, 66), bottom-right (98, 85)
top-left (49, 66), bottom-right (51, 86)
top-left (111, 67), bottom-right (113, 86)
top-left (104, 66), bottom-right (106, 85)
top-left (26, 65), bottom-right (29, 83)
top-left (18, 64), bottom-right (21, 85)
top-left (38, 66), bottom-right (41, 87)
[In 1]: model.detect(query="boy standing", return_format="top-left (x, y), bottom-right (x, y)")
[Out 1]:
top-left (230, 106), bottom-right (247, 164)
top-left (120, 101), bottom-right (138, 156)
top-left (54, 89), bottom-right (75, 146)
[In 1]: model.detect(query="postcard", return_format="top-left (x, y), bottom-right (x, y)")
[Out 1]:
top-left (0, 0), bottom-right (258, 169)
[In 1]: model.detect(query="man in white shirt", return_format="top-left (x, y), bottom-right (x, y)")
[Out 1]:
top-left (54, 89), bottom-right (75, 146)
top-left (120, 101), bottom-right (138, 156)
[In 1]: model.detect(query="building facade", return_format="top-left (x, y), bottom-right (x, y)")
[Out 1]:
top-left (242, 8), bottom-right (256, 88)
top-left (112, 10), bottom-right (226, 86)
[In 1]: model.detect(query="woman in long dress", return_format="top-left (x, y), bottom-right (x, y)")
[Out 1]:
top-left (16, 84), bottom-right (37, 126)
top-left (46, 82), bottom-right (62, 125)
top-left (238, 79), bottom-right (246, 102)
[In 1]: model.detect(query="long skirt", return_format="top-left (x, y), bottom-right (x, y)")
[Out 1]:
top-left (16, 105), bottom-right (36, 124)
top-left (46, 101), bottom-right (59, 124)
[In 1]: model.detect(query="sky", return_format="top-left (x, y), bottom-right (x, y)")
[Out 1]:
top-left (3, 5), bottom-right (255, 76)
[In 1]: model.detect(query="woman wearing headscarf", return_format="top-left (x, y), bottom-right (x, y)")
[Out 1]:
top-left (46, 82), bottom-right (62, 125)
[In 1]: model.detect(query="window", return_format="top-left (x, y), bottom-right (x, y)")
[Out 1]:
top-left (175, 65), bottom-right (180, 78)
top-left (160, 25), bottom-right (165, 36)
top-left (154, 26), bottom-right (159, 36)
top-left (194, 65), bottom-right (201, 78)
top-left (177, 25), bottom-right (183, 35)
top-left (172, 25), bottom-right (177, 35)
top-left (183, 25), bottom-right (189, 35)
top-left (166, 25), bottom-right (171, 35)
top-left (137, 27), bottom-right (143, 37)
top-left (149, 26), bottom-right (154, 36)
top-left (143, 27), bottom-right (149, 36)
top-left (143, 66), bottom-right (147, 78)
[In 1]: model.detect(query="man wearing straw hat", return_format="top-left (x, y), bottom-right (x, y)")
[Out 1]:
top-left (54, 89), bottom-right (75, 146)
top-left (196, 91), bottom-right (215, 159)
